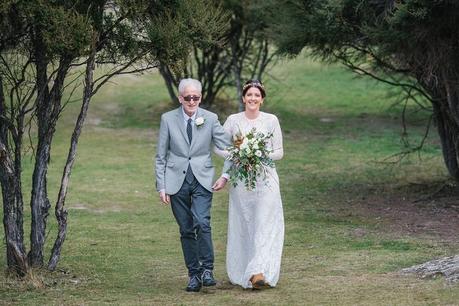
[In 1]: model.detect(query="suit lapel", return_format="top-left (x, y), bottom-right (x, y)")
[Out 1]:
top-left (175, 107), bottom-right (190, 145)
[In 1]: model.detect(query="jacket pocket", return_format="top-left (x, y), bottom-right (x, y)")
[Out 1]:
top-left (167, 162), bottom-right (175, 168)
top-left (205, 162), bottom-right (213, 168)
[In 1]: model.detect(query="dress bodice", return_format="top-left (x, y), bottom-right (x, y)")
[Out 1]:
top-left (216, 112), bottom-right (284, 161)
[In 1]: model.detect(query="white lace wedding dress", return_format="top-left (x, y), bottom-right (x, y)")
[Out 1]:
top-left (215, 111), bottom-right (284, 288)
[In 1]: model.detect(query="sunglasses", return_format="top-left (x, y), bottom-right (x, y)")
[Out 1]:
top-left (183, 95), bottom-right (201, 102)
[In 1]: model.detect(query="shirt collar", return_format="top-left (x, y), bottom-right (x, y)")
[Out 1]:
top-left (181, 107), bottom-right (197, 121)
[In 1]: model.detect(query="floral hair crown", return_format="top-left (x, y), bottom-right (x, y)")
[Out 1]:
top-left (242, 81), bottom-right (265, 91)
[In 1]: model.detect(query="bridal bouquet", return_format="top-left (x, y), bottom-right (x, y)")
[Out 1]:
top-left (226, 127), bottom-right (274, 190)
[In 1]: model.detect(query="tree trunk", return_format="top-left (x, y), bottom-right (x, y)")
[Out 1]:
top-left (432, 101), bottom-right (459, 179)
top-left (0, 76), bottom-right (27, 275)
top-left (48, 47), bottom-right (96, 270)
top-left (235, 69), bottom-right (244, 112)
top-left (230, 37), bottom-right (244, 112)
top-left (0, 156), bottom-right (28, 275)
top-left (158, 63), bottom-right (179, 105)
top-left (29, 54), bottom-right (71, 267)
top-left (426, 71), bottom-right (459, 180)
top-left (13, 115), bottom-right (24, 253)
top-left (28, 50), bottom-right (51, 267)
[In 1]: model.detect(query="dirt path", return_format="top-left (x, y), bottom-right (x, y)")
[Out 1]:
top-left (346, 182), bottom-right (459, 244)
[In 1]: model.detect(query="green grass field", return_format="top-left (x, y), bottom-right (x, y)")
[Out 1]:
top-left (1, 56), bottom-right (458, 305)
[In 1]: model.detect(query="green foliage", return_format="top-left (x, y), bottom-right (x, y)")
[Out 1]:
top-left (0, 1), bottom-right (96, 57)
top-left (29, 1), bottom-right (92, 57)
top-left (1, 0), bottom-right (228, 66)
top-left (264, 0), bottom-right (459, 78)
top-left (146, 0), bottom-right (230, 72)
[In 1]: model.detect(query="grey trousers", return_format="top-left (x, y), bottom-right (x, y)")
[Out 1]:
top-left (170, 175), bottom-right (214, 277)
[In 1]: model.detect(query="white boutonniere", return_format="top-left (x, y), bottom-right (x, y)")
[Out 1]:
top-left (195, 117), bottom-right (205, 127)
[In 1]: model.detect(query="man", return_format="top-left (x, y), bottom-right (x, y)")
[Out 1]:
top-left (155, 78), bottom-right (231, 292)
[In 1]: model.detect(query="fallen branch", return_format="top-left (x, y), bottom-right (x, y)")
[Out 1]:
top-left (401, 255), bottom-right (459, 283)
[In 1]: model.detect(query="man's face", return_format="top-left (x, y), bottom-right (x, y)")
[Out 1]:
top-left (179, 86), bottom-right (201, 116)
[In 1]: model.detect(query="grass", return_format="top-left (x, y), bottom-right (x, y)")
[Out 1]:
top-left (1, 55), bottom-right (458, 305)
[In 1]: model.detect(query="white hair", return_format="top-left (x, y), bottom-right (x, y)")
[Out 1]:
top-left (178, 78), bottom-right (202, 95)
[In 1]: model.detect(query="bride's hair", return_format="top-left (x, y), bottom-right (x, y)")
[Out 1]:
top-left (242, 79), bottom-right (266, 98)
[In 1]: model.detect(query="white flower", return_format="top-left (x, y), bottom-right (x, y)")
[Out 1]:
top-left (195, 117), bottom-right (205, 127)
top-left (245, 147), bottom-right (251, 154)
top-left (255, 150), bottom-right (262, 157)
top-left (240, 138), bottom-right (249, 150)
top-left (253, 142), bottom-right (259, 150)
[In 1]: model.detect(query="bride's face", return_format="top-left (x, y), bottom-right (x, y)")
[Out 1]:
top-left (243, 87), bottom-right (264, 111)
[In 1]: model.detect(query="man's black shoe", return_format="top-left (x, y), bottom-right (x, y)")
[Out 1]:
top-left (202, 269), bottom-right (217, 287)
top-left (186, 275), bottom-right (202, 292)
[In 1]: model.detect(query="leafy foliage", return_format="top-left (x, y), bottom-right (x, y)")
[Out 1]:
top-left (146, 0), bottom-right (230, 73)
top-left (264, 0), bottom-right (459, 179)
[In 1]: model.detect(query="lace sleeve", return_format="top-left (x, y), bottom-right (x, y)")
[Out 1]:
top-left (268, 115), bottom-right (284, 161)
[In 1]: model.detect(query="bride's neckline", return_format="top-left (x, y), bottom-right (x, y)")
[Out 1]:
top-left (243, 111), bottom-right (262, 121)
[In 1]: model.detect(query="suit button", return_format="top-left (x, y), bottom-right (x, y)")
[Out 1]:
top-left (183, 170), bottom-right (186, 174)
top-left (188, 157), bottom-right (191, 160)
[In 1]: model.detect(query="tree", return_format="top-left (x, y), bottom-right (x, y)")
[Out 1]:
top-left (158, 0), bottom-right (276, 110)
top-left (0, 0), bottom-right (228, 276)
top-left (263, 0), bottom-right (459, 179)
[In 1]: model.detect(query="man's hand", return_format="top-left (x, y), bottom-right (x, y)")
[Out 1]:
top-left (159, 190), bottom-right (170, 205)
top-left (212, 177), bottom-right (228, 191)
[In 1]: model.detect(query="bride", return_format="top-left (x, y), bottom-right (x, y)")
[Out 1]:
top-left (215, 80), bottom-right (284, 289)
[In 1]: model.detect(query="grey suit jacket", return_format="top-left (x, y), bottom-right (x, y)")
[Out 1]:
top-left (155, 107), bottom-right (232, 195)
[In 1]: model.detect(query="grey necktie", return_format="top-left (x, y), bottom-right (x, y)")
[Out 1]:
top-left (187, 118), bottom-right (192, 143)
